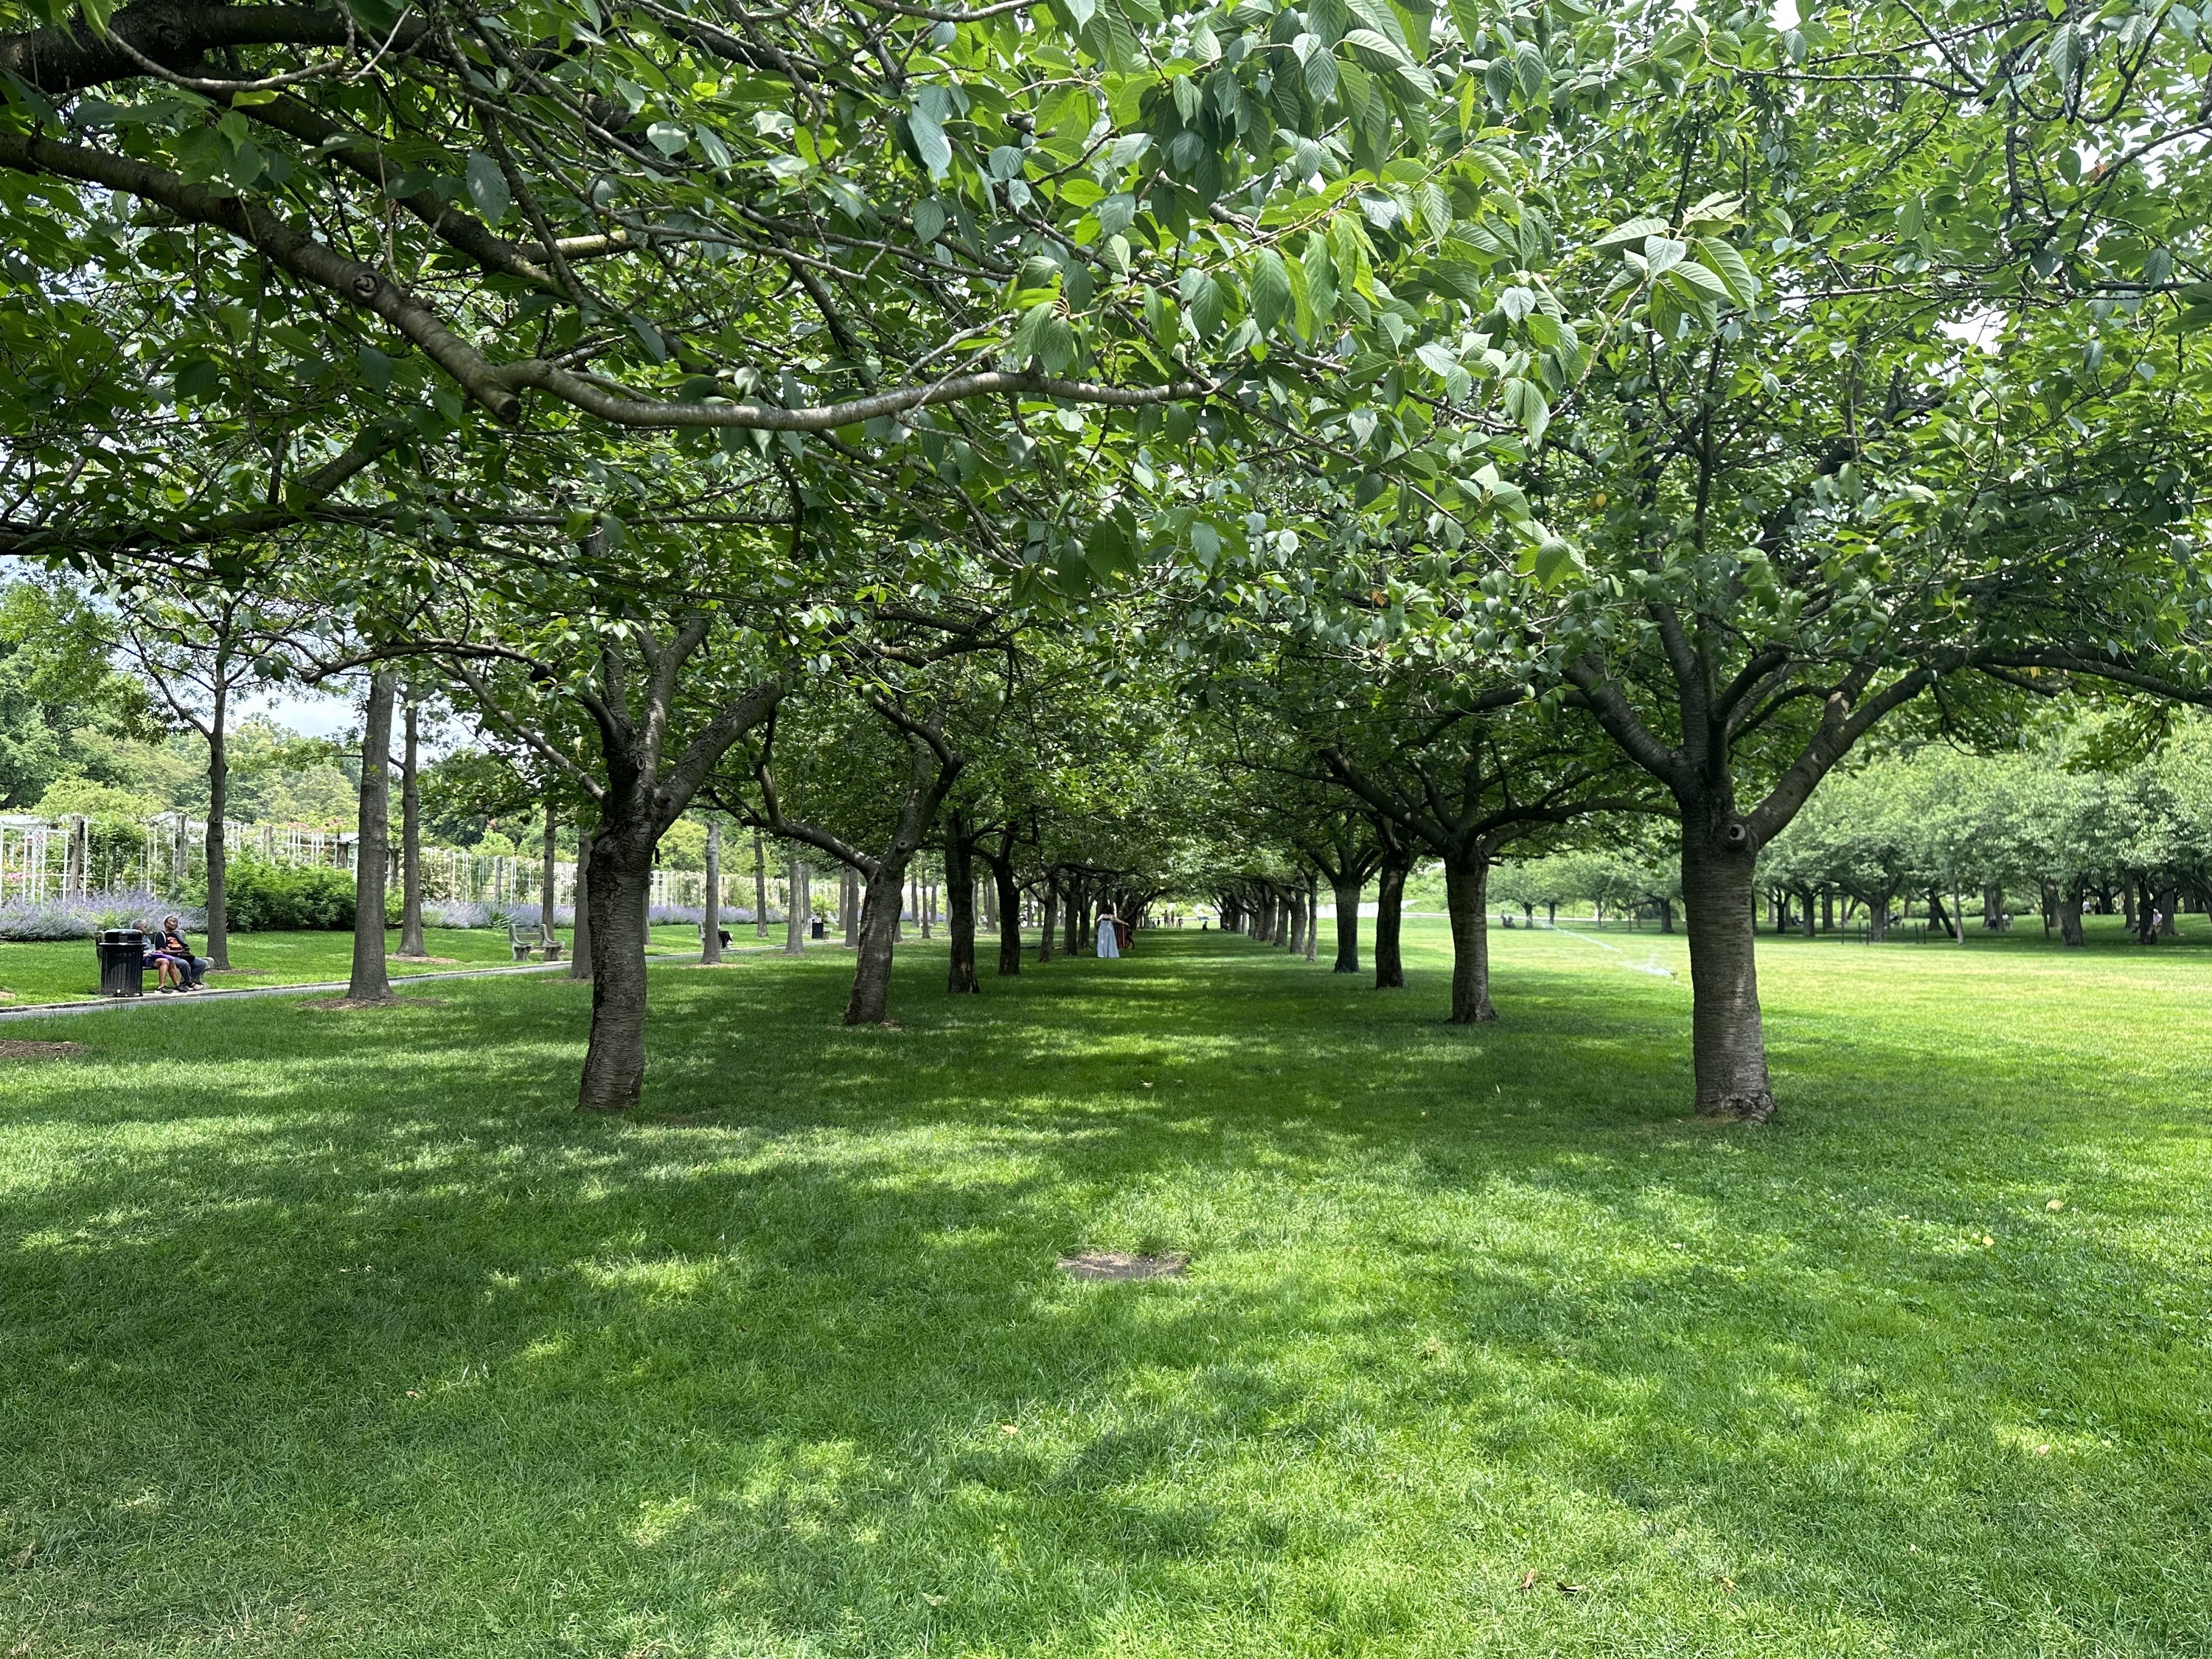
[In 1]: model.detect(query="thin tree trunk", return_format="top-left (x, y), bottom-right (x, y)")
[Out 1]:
top-left (945, 822), bottom-right (980, 993)
top-left (701, 816), bottom-right (723, 963)
top-left (1063, 874), bottom-right (1082, 957)
top-left (2158, 882), bottom-right (2180, 938)
top-left (397, 701), bottom-right (427, 958)
top-left (1800, 886), bottom-right (1816, 940)
top-left (1373, 858), bottom-right (1408, 989)
top-left (347, 673), bottom-right (396, 1002)
top-left (1331, 877), bottom-right (1363, 973)
top-left (569, 824), bottom-right (594, 980)
top-left (541, 805), bottom-right (558, 929)
top-left (1680, 824), bottom-right (1774, 1122)
top-left (577, 824), bottom-right (653, 1110)
top-left (1952, 882), bottom-right (1966, 947)
top-left (752, 829), bottom-right (769, 938)
top-left (204, 684), bottom-right (230, 970)
top-left (786, 856), bottom-right (807, 956)
top-left (990, 849), bottom-right (1022, 976)
top-left (1039, 874), bottom-right (1057, 963)
top-left (1304, 876), bottom-right (1318, 962)
top-left (1444, 860), bottom-right (1495, 1023)
top-left (842, 867), bottom-right (859, 947)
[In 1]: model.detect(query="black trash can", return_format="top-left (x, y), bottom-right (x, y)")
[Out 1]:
top-left (97, 928), bottom-right (147, 998)
top-left (810, 919), bottom-right (827, 940)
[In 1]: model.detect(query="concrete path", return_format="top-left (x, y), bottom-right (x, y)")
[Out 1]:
top-left (0, 942), bottom-right (819, 1023)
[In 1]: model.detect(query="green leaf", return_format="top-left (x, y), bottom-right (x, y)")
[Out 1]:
top-left (1666, 259), bottom-right (1730, 302)
top-left (912, 199), bottom-right (946, 242)
top-left (356, 344), bottom-right (393, 394)
top-left (1343, 0), bottom-right (1411, 55)
top-left (173, 356), bottom-right (221, 400)
top-left (1415, 338), bottom-right (1460, 378)
top-left (1009, 300), bottom-right (1054, 367)
top-left (1500, 376), bottom-right (1549, 443)
top-left (1593, 214), bottom-right (1668, 249)
top-left (1250, 249), bottom-right (1291, 333)
top-left (1642, 235), bottom-right (1686, 278)
top-left (1514, 41), bottom-right (1547, 99)
top-left (907, 100), bottom-right (953, 181)
top-left (1694, 237), bottom-right (1760, 305)
top-left (464, 152), bottom-right (511, 226)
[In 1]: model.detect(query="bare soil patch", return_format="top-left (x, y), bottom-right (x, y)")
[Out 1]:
top-left (1057, 1250), bottom-right (1189, 1281)
top-left (300, 997), bottom-right (452, 1012)
top-left (0, 1040), bottom-right (88, 1060)
top-left (388, 955), bottom-right (462, 965)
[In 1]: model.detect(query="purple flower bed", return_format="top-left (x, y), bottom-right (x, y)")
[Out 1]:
top-left (0, 891), bottom-right (204, 942)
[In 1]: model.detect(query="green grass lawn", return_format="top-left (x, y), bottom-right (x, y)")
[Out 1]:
top-left (1, 919), bottom-right (2208, 1656)
top-left (0, 926), bottom-right (717, 1004)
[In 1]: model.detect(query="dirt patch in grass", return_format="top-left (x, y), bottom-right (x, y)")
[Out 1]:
top-left (1057, 1251), bottom-right (1189, 1281)
top-left (300, 997), bottom-right (452, 1012)
top-left (0, 1040), bottom-right (88, 1060)
top-left (387, 955), bottom-right (462, 965)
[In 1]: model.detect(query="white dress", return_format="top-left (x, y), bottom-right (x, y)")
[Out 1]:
top-left (1095, 916), bottom-right (1120, 958)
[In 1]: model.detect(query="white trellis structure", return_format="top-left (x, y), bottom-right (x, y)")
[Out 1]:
top-left (0, 812), bottom-right (778, 916)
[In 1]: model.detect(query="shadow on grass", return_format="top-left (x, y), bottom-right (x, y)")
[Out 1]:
top-left (1, 934), bottom-right (2208, 1655)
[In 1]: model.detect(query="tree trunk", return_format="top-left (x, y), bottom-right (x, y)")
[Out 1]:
top-left (1868, 884), bottom-right (1893, 942)
top-left (1680, 823), bottom-right (1775, 1123)
top-left (2158, 882), bottom-right (2180, 938)
top-left (991, 849), bottom-right (1022, 976)
top-left (1658, 896), bottom-right (1674, 934)
top-left (786, 857), bottom-right (807, 956)
top-left (204, 688), bottom-right (231, 970)
top-left (347, 673), bottom-right (397, 1002)
top-left (1304, 877), bottom-right (1318, 961)
top-left (1444, 861), bottom-right (1496, 1023)
top-left (577, 821), bottom-right (653, 1110)
top-left (397, 701), bottom-right (426, 958)
top-left (1982, 884), bottom-right (2003, 931)
top-left (846, 856), bottom-right (911, 1024)
top-left (1287, 888), bottom-right (1304, 955)
top-left (2058, 880), bottom-right (2085, 947)
top-left (1039, 874), bottom-right (1057, 964)
top-left (752, 829), bottom-right (769, 938)
top-left (1373, 858), bottom-right (1408, 989)
top-left (1331, 877), bottom-right (1363, 973)
top-left (2123, 882), bottom-right (2138, 932)
top-left (1065, 876), bottom-right (1084, 956)
top-left (1799, 887), bottom-right (1816, 940)
top-left (1821, 886), bottom-right (1834, 933)
top-left (945, 824), bottom-right (980, 993)
top-left (569, 825), bottom-right (594, 980)
top-left (701, 816), bottom-right (723, 963)
top-left (842, 867), bottom-right (859, 946)
top-left (541, 805), bottom-right (558, 929)
top-left (1271, 889), bottom-right (1290, 949)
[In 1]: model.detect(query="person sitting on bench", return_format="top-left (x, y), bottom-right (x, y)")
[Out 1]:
top-left (142, 920), bottom-right (187, 992)
top-left (156, 915), bottom-right (210, 989)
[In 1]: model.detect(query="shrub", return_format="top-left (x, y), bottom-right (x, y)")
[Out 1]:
top-left (210, 858), bottom-right (356, 931)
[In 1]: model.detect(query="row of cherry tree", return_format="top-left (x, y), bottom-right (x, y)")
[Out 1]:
top-left (4, 0), bottom-right (2210, 1121)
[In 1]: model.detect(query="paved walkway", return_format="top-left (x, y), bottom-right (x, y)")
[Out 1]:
top-left (0, 942), bottom-right (818, 1023)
